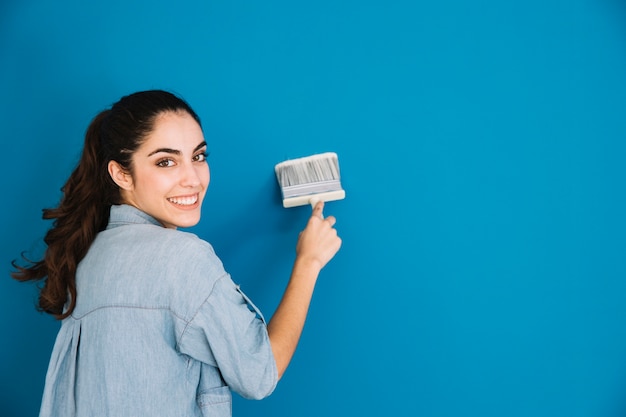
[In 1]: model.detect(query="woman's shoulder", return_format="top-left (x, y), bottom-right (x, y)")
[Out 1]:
top-left (94, 223), bottom-right (224, 279)
top-left (88, 224), bottom-right (228, 314)
top-left (162, 228), bottom-right (219, 259)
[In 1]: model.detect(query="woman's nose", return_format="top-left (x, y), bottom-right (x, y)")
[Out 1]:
top-left (180, 163), bottom-right (202, 187)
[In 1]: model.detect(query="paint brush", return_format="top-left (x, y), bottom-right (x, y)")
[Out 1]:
top-left (274, 152), bottom-right (346, 208)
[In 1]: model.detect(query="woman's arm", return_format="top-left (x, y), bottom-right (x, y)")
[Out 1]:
top-left (267, 200), bottom-right (342, 379)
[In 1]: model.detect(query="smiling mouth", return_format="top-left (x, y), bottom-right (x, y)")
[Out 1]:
top-left (167, 194), bottom-right (199, 206)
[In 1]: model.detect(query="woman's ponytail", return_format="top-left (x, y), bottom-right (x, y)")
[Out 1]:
top-left (12, 110), bottom-right (116, 319)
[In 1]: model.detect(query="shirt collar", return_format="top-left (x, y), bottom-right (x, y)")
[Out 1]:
top-left (107, 204), bottom-right (163, 229)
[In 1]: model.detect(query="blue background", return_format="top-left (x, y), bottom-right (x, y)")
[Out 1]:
top-left (2, 1), bottom-right (626, 416)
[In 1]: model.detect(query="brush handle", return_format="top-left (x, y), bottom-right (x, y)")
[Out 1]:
top-left (309, 197), bottom-right (323, 219)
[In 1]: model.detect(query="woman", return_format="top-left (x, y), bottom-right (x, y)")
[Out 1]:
top-left (12, 90), bottom-right (342, 416)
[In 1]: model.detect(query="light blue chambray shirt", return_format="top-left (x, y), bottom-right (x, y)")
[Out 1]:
top-left (39, 204), bottom-right (278, 417)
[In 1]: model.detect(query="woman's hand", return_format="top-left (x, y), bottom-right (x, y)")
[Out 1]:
top-left (295, 200), bottom-right (342, 272)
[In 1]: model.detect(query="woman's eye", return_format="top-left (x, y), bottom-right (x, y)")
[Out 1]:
top-left (156, 159), bottom-right (175, 168)
top-left (194, 152), bottom-right (209, 162)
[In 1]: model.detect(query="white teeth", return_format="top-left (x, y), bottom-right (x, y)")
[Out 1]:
top-left (167, 195), bottom-right (198, 206)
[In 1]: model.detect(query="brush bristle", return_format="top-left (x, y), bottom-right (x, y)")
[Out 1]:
top-left (274, 152), bottom-right (345, 208)
top-left (275, 152), bottom-right (340, 187)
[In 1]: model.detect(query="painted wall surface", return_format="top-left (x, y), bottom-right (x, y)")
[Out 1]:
top-left (2, 1), bottom-right (626, 416)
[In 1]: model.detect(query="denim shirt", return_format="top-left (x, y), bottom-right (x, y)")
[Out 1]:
top-left (39, 204), bottom-right (278, 417)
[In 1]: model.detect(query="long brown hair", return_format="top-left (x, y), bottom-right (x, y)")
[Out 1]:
top-left (11, 90), bottom-right (201, 319)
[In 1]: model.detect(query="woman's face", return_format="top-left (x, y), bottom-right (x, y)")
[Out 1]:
top-left (117, 111), bottom-right (210, 229)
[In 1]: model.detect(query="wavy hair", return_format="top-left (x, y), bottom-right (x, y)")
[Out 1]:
top-left (11, 90), bottom-right (201, 319)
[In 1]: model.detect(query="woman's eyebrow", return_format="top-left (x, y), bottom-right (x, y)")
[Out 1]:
top-left (147, 141), bottom-right (207, 157)
top-left (148, 147), bottom-right (180, 157)
top-left (194, 141), bottom-right (208, 152)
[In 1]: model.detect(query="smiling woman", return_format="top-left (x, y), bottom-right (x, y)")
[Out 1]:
top-left (108, 111), bottom-right (210, 229)
top-left (10, 90), bottom-right (342, 417)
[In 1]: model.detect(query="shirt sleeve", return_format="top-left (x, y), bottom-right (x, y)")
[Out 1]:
top-left (177, 275), bottom-right (278, 400)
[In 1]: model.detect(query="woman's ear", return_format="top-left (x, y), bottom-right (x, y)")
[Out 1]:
top-left (108, 160), bottom-right (133, 191)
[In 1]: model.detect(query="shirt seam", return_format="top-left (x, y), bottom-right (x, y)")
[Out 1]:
top-left (71, 304), bottom-right (189, 323)
top-left (177, 274), bottom-right (229, 348)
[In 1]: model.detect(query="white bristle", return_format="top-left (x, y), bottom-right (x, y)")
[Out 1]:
top-left (275, 152), bottom-right (340, 187)
top-left (274, 152), bottom-right (346, 208)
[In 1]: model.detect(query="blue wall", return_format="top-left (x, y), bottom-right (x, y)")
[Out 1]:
top-left (2, 1), bottom-right (626, 416)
